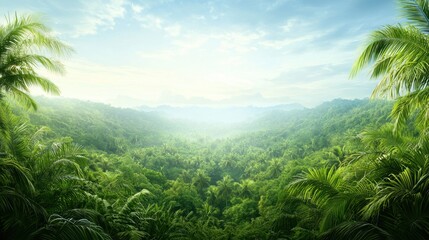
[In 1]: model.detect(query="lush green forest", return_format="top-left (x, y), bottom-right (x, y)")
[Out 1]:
top-left (2, 0), bottom-right (429, 239)
top-left (3, 97), bottom-right (402, 239)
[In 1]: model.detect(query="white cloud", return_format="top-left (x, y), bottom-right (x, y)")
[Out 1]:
top-left (133, 13), bottom-right (183, 37)
top-left (215, 31), bottom-right (266, 53)
top-left (9, 0), bottom-right (398, 109)
top-left (281, 19), bottom-right (298, 32)
top-left (73, 0), bottom-right (126, 37)
top-left (260, 35), bottom-right (313, 50)
top-left (34, 57), bottom-right (258, 105)
top-left (139, 50), bottom-right (178, 60)
top-left (164, 24), bottom-right (182, 37)
top-left (134, 14), bottom-right (163, 29)
top-left (131, 3), bottom-right (143, 14)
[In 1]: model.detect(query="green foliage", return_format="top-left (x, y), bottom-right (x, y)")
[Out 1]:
top-left (32, 214), bottom-right (111, 240)
top-left (3, 1), bottom-right (429, 239)
top-left (3, 93), bottom-right (429, 239)
top-left (351, 0), bottom-right (429, 132)
top-left (0, 14), bottom-right (72, 109)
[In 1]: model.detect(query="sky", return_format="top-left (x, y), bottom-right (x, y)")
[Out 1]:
top-left (2, 0), bottom-right (398, 107)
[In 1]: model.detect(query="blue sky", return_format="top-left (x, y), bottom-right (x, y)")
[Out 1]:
top-left (3, 0), bottom-right (397, 107)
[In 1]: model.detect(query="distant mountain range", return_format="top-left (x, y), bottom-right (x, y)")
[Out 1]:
top-left (136, 103), bottom-right (305, 123)
top-left (15, 97), bottom-right (392, 146)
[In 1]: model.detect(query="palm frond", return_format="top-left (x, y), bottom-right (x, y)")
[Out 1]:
top-left (319, 221), bottom-right (392, 240)
top-left (0, 13), bottom-right (72, 56)
top-left (0, 186), bottom-right (47, 238)
top-left (0, 158), bottom-right (34, 193)
top-left (31, 214), bottom-right (111, 240)
top-left (288, 166), bottom-right (345, 207)
top-left (351, 25), bottom-right (429, 98)
top-left (0, 113), bottom-right (32, 161)
top-left (29, 126), bottom-right (50, 152)
top-left (0, 13), bottom-right (73, 109)
top-left (84, 192), bottom-right (111, 213)
top-left (391, 86), bottom-right (429, 130)
top-left (0, 187), bottom-right (44, 218)
top-left (360, 124), bottom-right (408, 151)
top-left (6, 86), bottom-right (38, 109)
top-left (362, 168), bottom-right (429, 219)
top-left (399, 0), bottom-right (429, 34)
top-left (52, 158), bottom-right (84, 178)
top-left (319, 178), bottom-right (375, 231)
top-left (1, 53), bottom-right (65, 74)
top-left (120, 189), bottom-right (151, 213)
top-left (3, 74), bottom-right (61, 95)
top-left (50, 142), bottom-right (85, 161)
top-left (116, 229), bottom-right (147, 240)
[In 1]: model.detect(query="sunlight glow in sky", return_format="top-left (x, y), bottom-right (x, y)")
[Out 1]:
top-left (3, 0), bottom-right (397, 107)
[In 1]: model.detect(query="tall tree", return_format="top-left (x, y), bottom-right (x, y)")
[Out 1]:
top-left (0, 14), bottom-right (72, 109)
top-left (351, 0), bottom-right (429, 131)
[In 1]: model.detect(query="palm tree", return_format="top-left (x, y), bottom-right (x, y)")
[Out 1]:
top-left (0, 112), bottom-right (114, 239)
top-left (192, 170), bottom-right (211, 196)
top-left (0, 14), bottom-right (72, 109)
top-left (236, 179), bottom-right (254, 198)
top-left (216, 175), bottom-right (234, 208)
top-left (287, 166), bottom-right (378, 238)
top-left (267, 158), bottom-right (283, 178)
top-left (351, 0), bottom-right (429, 131)
top-left (287, 123), bottom-right (429, 239)
top-left (0, 108), bottom-right (46, 239)
top-left (362, 168), bottom-right (429, 239)
top-left (31, 141), bottom-right (88, 213)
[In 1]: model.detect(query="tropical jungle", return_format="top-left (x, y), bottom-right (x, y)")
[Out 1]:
top-left (1, 0), bottom-right (429, 239)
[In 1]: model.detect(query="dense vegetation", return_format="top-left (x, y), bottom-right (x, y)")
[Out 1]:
top-left (2, 0), bottom-right (429, 239)
top-left (3, 97), bottom-right (399, 240)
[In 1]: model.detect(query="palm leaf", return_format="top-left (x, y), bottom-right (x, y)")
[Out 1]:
top-left (0, 158), bottom-right (34, 193)
top-left (31, 214), bottom-right (111, 240)
top-left (0, 187), bottom-right (47, 239)
top-left (0, 13), bottom-right (72, 109)
top-left (399, 0), bottom-right (429, 34)
top-left (362, 168), bottom-right (429, 219)
top-left (351, 25), bottom-right (429, 97)
top-left (319, 221), bottom-right (392, 240)
top-left (120, 189), bottom-right (151, 214)
top-left (288, 166), bottom-right (345, 207)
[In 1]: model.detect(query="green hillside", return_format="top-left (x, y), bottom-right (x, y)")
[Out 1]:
top-left (2, 97), bottom-right (406, 239)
